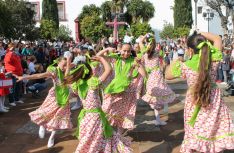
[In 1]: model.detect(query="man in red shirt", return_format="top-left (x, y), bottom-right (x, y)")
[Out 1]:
top-left (4, 43), bottom-right (24, 106)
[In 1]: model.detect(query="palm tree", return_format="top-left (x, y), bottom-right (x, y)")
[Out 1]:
top-left (112, 0), bottom-right (128, 13)
top-left (126, 0), bottom-right (143, 23)
top-left (101, 1), bottom-right (112, 21)
top-left (142, 0), bottom-right (155, 22)
top-left (126, 0), bottom-right (154, 23)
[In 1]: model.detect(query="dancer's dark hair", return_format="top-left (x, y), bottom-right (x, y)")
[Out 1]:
top-left (187, 32), bottom-right (211, 107)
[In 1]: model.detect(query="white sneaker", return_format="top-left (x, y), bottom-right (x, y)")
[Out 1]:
top-left (4, 107), bottom-right (9, 110)
top-left (47, 137), bottom-right (55, 148)
top-left (0, 108), bottom-right (9, 113)
top-left (39, 126), bottom-right (45, 139)
top-left (9, 103), bottom-right (16, 106)
top-left (16, 100), bottom-right (24, 104)
top-left (155, 120), bottom-right (167, 126)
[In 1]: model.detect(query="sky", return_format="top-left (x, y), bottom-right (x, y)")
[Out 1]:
top-left (74, 0), bottom-right (174, 30)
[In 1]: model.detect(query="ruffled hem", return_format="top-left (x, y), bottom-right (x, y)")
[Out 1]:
top-left (112, 132), bottom-right (133, 153)
top-left (30, 114), bottom-right (73, 131)
top-left (107, 114), bottom-right (134, 130)
top-left (142, 93), bottom-right (176, 109)
top-left (180, 136), bottom-right (234, 153)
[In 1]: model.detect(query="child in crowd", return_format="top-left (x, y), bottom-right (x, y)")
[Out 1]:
top-left (0, 60), bottom-right (11, 113)
top-left (98, 44), bottom-right (146, 132)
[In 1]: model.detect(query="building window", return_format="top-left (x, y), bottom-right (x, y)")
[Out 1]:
top-left (198, 7), bottom-right (202, 14)
top-left (57, 1), bottom-right (66, 21)
top-left (31, 2), bottom-right (40, 21)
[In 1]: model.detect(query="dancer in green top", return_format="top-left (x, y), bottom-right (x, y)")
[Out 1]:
top-left (98, 43), bottom-right (147, 132)
top-left (16, 56), bottom-right (73, 148)
top-left (165, 31), bottom-right (234, 153)
top-left (64, 56), bottom-right (133, 153)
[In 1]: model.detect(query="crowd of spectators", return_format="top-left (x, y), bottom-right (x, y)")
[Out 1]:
top-left (0, 39), bottom-right (72, 112)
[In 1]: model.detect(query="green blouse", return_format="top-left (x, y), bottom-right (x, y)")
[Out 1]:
top-left (47, 65), bottom-right (69, 107)
top-left (104, 53), bottom-right (137, 94)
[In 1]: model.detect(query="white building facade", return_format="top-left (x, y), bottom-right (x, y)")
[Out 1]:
top-left (28, 0), bottom-right (103, 41)
top-left (191, 0), bottom-right (233, 35)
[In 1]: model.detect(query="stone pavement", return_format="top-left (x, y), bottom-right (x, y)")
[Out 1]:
top-left (0, 79), bottom-right (233, 153)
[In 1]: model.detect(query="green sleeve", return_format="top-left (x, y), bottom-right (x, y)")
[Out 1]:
top-left (171, 61), bottom-right (182, 77)
top-left (108, 52), bottom-right (119, 59)
top-left (88, 77), bottom-right (101, 90)
top-left (211, 47), bottom-right (223, 61)
top-left (46, 65), bottom-right (56, 73)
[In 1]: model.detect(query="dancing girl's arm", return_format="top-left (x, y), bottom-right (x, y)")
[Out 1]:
top-left (15, 72), bottom-right (53, 82)
top-left (200, 32), bottom-right (222, 51)
top-left (137, 63), bottom-right (147, 78)
top-left (139, 35), bottom-right (147, 50)
top-left (65, 55), bottom-right (72, 76)
top-left (92, 56), bottom-right (112, 82)
top-left (96, 47), bottom-right (116, 57)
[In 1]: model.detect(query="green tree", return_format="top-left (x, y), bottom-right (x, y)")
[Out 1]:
top-left (126, 0), bottom-right (143, 23)
top-left (174, 27), bottom-right (190, 38)
top-left (142, 1), bottom-right (155, 22)
top-left (126, 0), bottom-right (155, 23)
top-left (2, 0), bottom-right (36, 40)
top-left (56, 25), bottom-right (72, 41)
top-left (159, 22), bottom-right (175, 39)
top-left (101, 1), bottom-right (112, 22)
top-left (42, 0), bottom-right (59, 29)
top-left (78, 4), bottom-right (101, 22)
top-left (80, 14), bottom-right (108, 42)
top-left (131, 22), bottom-right (153, 38)
top-left (173, 0), bottom-right (193, 28)
top-left (111, 0), bottom-right (128, 13)
top-left (0, 1), bottom-right (12, 38)
top-left (40, 19), bottom-right (58, 40)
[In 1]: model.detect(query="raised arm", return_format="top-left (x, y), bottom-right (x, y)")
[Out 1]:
top-left (91, 56), bottom-right (112, 82)
top-left (139, 35), bottom-right (147, 50)
top-left (65, 55), bottom-right (72, 76)
top-left (138, 63), bottom-right (147, 78)
top-left (200, 32), bottom-right (222, 51)
top-left (96, 47), bottom-right (116, 56)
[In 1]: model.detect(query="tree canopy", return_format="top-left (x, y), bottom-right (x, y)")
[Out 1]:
top-left (173, 0), bottom-right (193, 28)
top-left (42, 0), bottom-right (59, 29)
top-left (78, 4), bottom-right (102, 22)
top-left (0, 0), bottom-right (36, 40)
top-left (160, 22), bottom-right (190, 39)
top-left (80, 14), bottom-right (109, 42)
top-left (126, 0), bottom-right (155, 23)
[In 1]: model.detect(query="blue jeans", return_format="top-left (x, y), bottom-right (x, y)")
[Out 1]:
top-left (30, 82), bottom-right (47, 92)
top-left (217, 68), bottom-right (223, 81)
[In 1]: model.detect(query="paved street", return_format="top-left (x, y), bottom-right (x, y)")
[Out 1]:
top-left (0, 79), bottom-right (233, 153)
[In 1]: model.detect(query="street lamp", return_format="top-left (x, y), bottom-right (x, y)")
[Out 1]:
top-left (203, 9), bottom-right (214, 32)
top-left (194, 0), bottom-right (198, 28)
